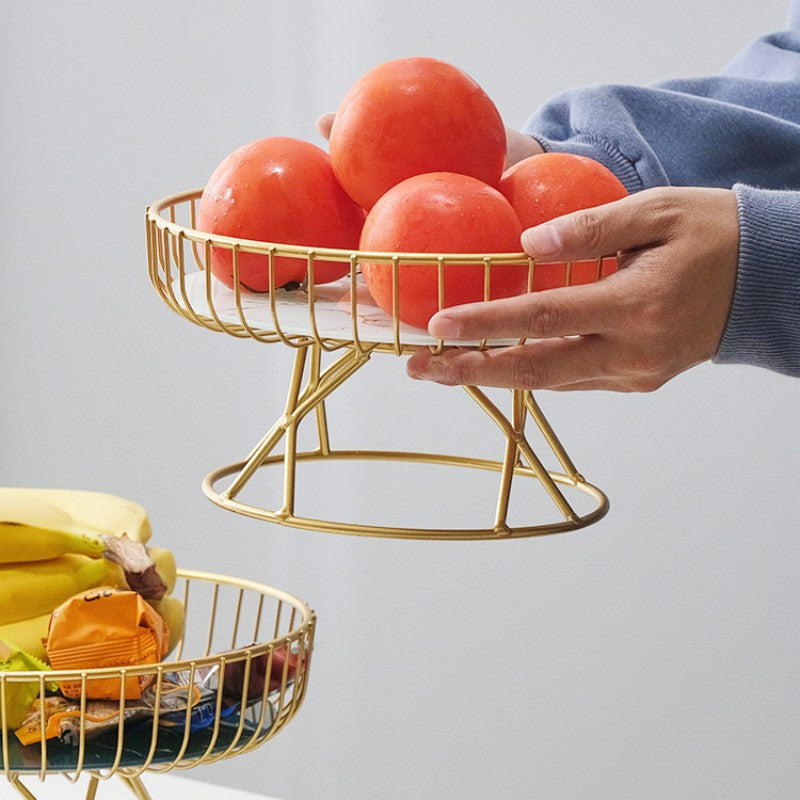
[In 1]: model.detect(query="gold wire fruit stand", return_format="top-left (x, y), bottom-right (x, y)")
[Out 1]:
top-left (146, 189), bottom-right (610, 540)
top-left (1, 570), bottom-right (316, 800)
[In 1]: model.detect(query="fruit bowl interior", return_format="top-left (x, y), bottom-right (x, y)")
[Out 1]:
top-left (1, 569), bottom-right (316, 779)
top-left (147, 189), bottom-right (615, 353)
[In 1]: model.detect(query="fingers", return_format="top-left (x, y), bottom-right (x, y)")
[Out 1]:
top-left (423, 189), bottom-right (677, 343)
top-left (504, 128), bottom-right (544, 168)
top-left (315, 112), bottom-right (335, 140)
top-left (406, 338), bottom-right (670, 392)
top-left (407, 187), bottom-right (739, 394)
top-left (427, 278), bottom-right (623, 342)
top-left (406, 337), bottom-right (613, 390)
top-left (520, 188), bottom-right (674, 262)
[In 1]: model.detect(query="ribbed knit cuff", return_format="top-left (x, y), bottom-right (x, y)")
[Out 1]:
top-left (531, 134), bottom-right (645, 195)
top-left (714, 184), bottom-right (800, 376)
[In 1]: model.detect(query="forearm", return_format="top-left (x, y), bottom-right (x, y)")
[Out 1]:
top-left (523, 30), bottom-right (800, 193)
top-left (525, 81), bottom-right (800, 193)
top-left (714, 186), bottom-right (800, 376)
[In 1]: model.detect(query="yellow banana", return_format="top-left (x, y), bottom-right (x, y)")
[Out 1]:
top-left (0, 547), bottom-right (178, 658)
top-left (151, 594), bottom-right (186, 659)
top-left (0, 488), bottom-right (152, 544)
top-left (0, 612), bottom-right (51, 661)
top-left (0, 554), bottom-right (112, 625)
top-left (0, 494), bottom-right (107, 564)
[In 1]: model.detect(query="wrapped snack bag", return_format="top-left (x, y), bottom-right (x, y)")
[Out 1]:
top-left (14, 680), bottom-right (201, 746)
top-left (46, 588), bottom-right (169, 700)
top-left (160, 665), bottom-right (241, 732)
top-left (0, 640), bottom-right (53, 729)
top-left (220, 643), bottom-right (305, 705)
top-left (14, 696), bottom-right (76, 746)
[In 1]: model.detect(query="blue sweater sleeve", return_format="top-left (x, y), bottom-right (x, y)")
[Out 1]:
top-left (714, 186), bottom-right (800, 375)
top-left (523, 30), bottom-right (800, 193)
top-left (521, 9), bottom-right (800, 377)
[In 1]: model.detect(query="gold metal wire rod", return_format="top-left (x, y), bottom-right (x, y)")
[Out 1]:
top-left (462, 386), bottom-right (579, 523)
top-left (125, 670), bottom-right (166, 779)
top-left (148, 189), bottom-right (530, 265)
top-left (118, 774), bottom-right (152, 799)
top-left (304, 255), bottom-right (347, 354)
top-left (176, 234), bottom-right (216, 332)
top-left (281, 416), bottom-right (300, 519)
top-left (309, 345), bottom-right (331, 456)
top-left (139, 666), bottom-right (195, 774)
top-left (205, 583), bottom-right (221, 657)
top-left (7, 773), bottom-right (136, 800)
top-left (229, 249), bottom-right (283, 345)
top-left (281, 344), bottom-right (311, 418)
top-left (212, 649), bottom-right (264, 761)
top-left (222, 418), bottom-right (289, 500)
top-left (514, 436), bottom-right (579, 524)
top-left (523, 392), bottom-right (583, 482)
top-left (289, 346), bottom-right (372, 423)
top-left (279, 345), bottom-right (373, 517)
top-left (36, 674), bottom-right (47, 780)
top-left (204, 450), bottom-right (608, 539)
top-left (391, 256), bottom-right (402, 354)
top-left (222, 345), bottom-right (371, 502)
top-left (221, 347), bottom-right (310, 499)
top-left (266, 250), bottom-right (309, 349)
top-left (492, 390), bottom-right (528, 533)
top-left (217, 245), bottom-right (264, 341)
top-left (9, 775), bottom-right (37, 800)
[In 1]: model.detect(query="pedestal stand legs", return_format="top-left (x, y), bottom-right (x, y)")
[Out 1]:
top-left (9, 772), bottom-right (151, 799)
top-left (202, 343), bottom-right (609, 539)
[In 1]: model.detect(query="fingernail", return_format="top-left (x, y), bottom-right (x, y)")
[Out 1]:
top-left (522, 223), bottom-right (561, 256)
top-left (428, 314), bottom-right (460, 339)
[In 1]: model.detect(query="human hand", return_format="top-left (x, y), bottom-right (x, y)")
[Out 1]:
top-left (314, 112), bottom-right (335, 140)
top-left (406, 187), bottom-right (740, 392)
top-left (314, 113), bottom-right (543, 168)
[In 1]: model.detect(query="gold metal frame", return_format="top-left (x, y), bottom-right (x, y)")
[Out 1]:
top-left (146, 191), bottom-right (610, 539)
top-left (2, 570), bottom-right (316, 799)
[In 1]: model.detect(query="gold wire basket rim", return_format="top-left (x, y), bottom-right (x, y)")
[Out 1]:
top-left (0, 569), bottom-right (316, 683)
top-left (147, 188), bottom-right (535, 265)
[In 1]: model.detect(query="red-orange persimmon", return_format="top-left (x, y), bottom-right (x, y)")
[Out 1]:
top-left (197, 137), bottom-right (364, 292)
top-left (360, 172), bottom-right (526, 331)
top-left (499, 152), bottom-right (628, 290)
top-left (329, 57), bottom-right (507, 211)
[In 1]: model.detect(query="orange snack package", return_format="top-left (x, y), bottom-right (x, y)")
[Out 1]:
top-left (46, 587), bottom-right (169, 700)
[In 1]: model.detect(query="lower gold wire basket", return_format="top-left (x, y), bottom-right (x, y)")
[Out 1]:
top-left (1, 570), bottom-right (316, 800)
top-left (146, 190), bottom-right (610, 540)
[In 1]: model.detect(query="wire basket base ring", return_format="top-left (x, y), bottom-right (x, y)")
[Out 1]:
top-left (202, 450), bottom-right (609, 541)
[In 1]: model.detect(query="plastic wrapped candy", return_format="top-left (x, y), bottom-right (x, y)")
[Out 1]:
top-left (46, 588), bottom-right (168, 700)
top-left (0, 640), bottom-right (54, 729)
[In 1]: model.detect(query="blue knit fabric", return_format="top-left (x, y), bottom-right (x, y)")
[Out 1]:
top-left (522, 3), bottom-right (800, 376)
top-left (719, 186), bottom-right (800, 374)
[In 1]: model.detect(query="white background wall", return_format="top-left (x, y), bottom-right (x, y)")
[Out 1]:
top-left (2, 2), bottom-right (799, 799)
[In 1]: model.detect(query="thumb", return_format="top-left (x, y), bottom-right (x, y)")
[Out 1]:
top-left (520, 190), bottom-right (666, 262)
top-left (315, 112), bottom-right (335, 141)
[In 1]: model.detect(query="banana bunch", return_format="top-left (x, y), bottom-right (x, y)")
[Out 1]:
top-left (0, 487), bottom-right (152, 548)
top-left (0, 488), bottom-right (184, 662)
